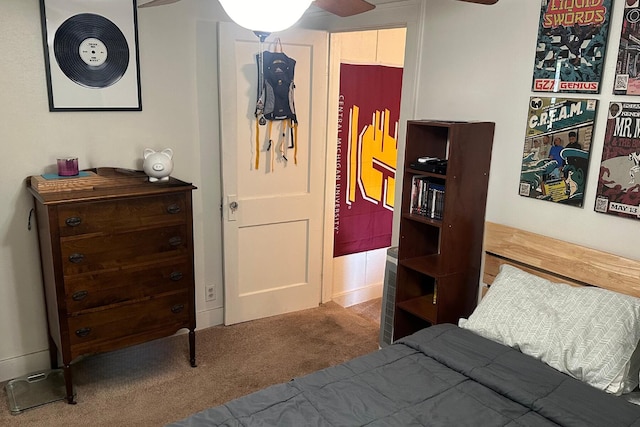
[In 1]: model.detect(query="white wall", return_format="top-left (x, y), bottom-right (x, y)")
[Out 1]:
top-left (414, 0), bottom-right (638, 261)
top-left (0, 0), bottom-right (225, 381)
top-left (329, 29), bottom-right (406, 307)
top-left (332, 249), bottom-right (388, 306)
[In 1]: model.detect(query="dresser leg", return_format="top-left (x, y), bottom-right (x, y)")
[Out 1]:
top-left (63, 364), bottom-right (76, 404)
top-left (189, 329), bottom-right (197, 367)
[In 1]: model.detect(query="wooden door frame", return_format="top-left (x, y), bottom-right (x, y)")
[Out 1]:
top-left (301, 1), bottom-right (424, 303)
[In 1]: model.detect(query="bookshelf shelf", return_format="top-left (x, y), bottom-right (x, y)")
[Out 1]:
top-left (399, 255), bottom-right (450, 277)
top-left (396, 295), bottom-right (437, 324)
top-left (404, 168), bottom-right (447, 179)
top-left (401, 212), bottom-right (443, 227)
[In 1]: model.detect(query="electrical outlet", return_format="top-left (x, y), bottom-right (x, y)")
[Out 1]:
top-left (206, 285), bottom-right (216, 302)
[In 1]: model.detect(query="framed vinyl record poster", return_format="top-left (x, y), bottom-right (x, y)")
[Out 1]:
top-left (39, 0), bottom-right (142, 111)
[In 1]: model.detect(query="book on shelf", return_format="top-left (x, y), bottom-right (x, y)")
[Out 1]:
top-left (409, 176), bottom-right (445, 219)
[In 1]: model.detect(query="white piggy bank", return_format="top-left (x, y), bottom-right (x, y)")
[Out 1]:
top-left (143, 148), bottom-right (174, 182)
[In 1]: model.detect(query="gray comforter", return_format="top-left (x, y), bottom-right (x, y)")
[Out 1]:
top-left (169, 324), bottom-right (640, 426)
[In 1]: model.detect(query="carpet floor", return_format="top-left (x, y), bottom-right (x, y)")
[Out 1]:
top-left (0, 300), bottom-right (381, 426)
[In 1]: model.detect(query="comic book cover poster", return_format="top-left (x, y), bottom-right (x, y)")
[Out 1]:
top-left (613, 1), bottom-right (640, 95)
top-left (594, 102), bottom-right (640, 220)
top-left (532, 0), bottom-right (612, 94)
top-left (519, 96), bottom-right (598, 207)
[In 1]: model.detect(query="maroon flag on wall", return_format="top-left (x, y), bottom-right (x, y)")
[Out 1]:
top-left (333, 63), bottom-right (403, 257)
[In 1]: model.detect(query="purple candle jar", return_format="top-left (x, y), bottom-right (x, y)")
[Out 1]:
top-left (57, 158), bottom-right (79, 176)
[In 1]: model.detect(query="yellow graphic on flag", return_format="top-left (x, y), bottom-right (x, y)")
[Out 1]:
top-left (348, 106), bottom-right (397, 210)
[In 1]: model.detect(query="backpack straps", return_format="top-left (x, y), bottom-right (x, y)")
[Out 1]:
top-left (254, 119), bottom-right (260, 170)
top-left (269, 120), bottom-right (274, 171)
top-left (288, 119), bottom-right (298, 165)
top-left (255, 117), bottom-right (298, 170)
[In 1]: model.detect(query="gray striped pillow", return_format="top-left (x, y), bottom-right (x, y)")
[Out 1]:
top-left (459, 264), bottom-right (640, 395)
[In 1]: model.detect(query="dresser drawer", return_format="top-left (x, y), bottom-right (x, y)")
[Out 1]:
top-left (64, 258), bottom-right (192, 313)
top-left (68, 292), bottom-right (190, 350)
top-left (57, 193), bottom-right (187, 237)
top-left (61, 225), bottom-right (189, 275)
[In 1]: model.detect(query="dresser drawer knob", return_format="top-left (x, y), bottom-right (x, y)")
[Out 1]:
top-left (167, 204), bottom-right (182, 214)
top-left (72, 290), bottom-right (88, 301)
top-left (170, 271), bottom-right (184, 281)
top-left (75, 327), bottom-right (91, 338)
top-left (171, 304), bottom-right (185, 314)
top-left (69, 253), bottom-right (85, 263)
top-left (169, 236), bottom-right (183, 247)
top-left (65, 217), bottom-right (82, 227)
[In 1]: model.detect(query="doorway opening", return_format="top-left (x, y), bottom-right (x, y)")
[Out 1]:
top-left (324, 27), bottom-right (407, 308)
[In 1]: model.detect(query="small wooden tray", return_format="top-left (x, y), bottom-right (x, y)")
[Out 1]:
top-left (29, 171), bottom-right (108, 193)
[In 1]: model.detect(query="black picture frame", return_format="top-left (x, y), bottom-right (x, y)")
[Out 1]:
top-left (39, 0), bottom-right (142, 111)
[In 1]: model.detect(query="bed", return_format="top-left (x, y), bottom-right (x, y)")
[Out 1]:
top-left (170, 222), bottom-right (640, 426)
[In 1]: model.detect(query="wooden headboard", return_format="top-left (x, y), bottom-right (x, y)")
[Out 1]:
top-left (483, 222), bottom-right (640, 299)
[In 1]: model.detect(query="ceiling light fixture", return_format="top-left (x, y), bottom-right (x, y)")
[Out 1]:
top-left (218, 0), bottom-right (314, 33)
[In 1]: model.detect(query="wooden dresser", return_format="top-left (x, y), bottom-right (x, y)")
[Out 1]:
top-left (27, 168), bottom-right (197, 404)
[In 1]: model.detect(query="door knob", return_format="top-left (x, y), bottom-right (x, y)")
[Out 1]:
top-left (227, 195), bottom-right (238, 221)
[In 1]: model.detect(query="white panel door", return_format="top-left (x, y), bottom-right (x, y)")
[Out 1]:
top-left (218, 22), bottom-right (328, 325)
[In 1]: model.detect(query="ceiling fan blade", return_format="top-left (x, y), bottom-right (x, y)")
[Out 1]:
top-left (138, 0), bottom-right (181, 8)
top-left (313, 0), bottom-right (375, 17)
top-left (458, 0), bottom-right (499, 4)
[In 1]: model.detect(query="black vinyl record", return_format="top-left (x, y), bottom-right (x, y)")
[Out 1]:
top-left (53, 13), bottom-right (129, 89)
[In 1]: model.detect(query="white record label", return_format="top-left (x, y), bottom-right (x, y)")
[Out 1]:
top-left (79, 38), bottom-right (108, 67)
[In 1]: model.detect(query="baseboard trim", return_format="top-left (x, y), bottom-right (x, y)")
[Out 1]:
top-left (196, 307), bottom-right (224, 330)
top-left (332, 283), bottom-right (383, 308)
top-left (0, 351), bottom-right (51, 383)
top-left (0, 308), bottom-right (225, 383)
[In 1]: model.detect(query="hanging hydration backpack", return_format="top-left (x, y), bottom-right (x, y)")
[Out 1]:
top-left (255, 42), bottom-right (298, 170)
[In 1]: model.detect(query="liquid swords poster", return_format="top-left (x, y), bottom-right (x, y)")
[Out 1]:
top-left (532, 0), bottom-right (612, 94)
